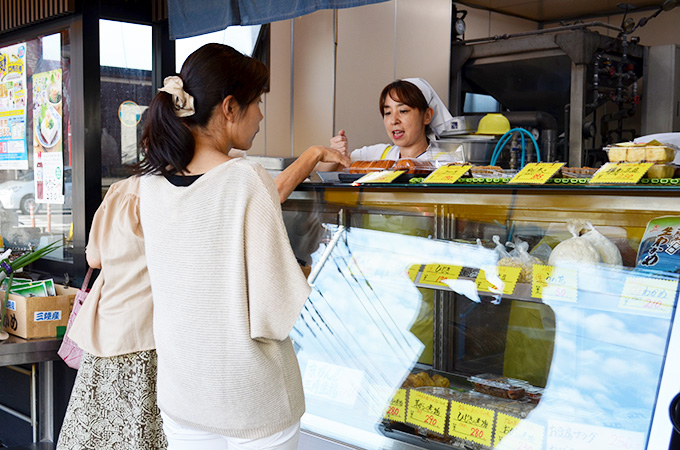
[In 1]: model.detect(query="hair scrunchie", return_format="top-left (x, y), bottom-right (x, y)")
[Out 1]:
top-left (158, 76), bottom-right (195, 118)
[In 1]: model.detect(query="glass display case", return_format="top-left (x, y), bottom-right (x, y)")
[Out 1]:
top-left (281, 183), bottom-right (680, 450)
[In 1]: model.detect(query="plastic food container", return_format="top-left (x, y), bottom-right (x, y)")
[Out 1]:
top-left (394, 158), bottom-right (435, 175)
top-left (468, 374), bottom-right (526, 400)
top-left (604, 144), bottom-right (678, 163)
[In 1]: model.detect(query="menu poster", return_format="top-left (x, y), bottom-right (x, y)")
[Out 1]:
top-left (0, 42), bottom-right (29, 170)
top-left (32, 69), bottom-right (64, 205)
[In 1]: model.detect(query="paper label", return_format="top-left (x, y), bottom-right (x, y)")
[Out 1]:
top-left (423, 165), bottom-right (472, 184)
top-left (354, 170), bottom-right (406, 184)
top-left (406, 390), bottom-right (449, 435)
top-left (419, 264), bottom-right (462, 287)
top-left (495, 413), bottom-right (521, 445)
top-left (476, 266), bottom-right (521, 294)
top-left (407, 264), bottom-right (420, 282)
top-left (5, 299), bottom-right (15, 311)
top-left (532, 265), bottom-right (578, 302)
top-left (589, 162), bottom-right (653, 184)
top-left (33, 311), bottom-right (61, 322)
top-left (618, 276), bottom-right (677, 318)
top-left (448, 400), bottom-right (495, 447)
top-left (498, 417), bottom-right (545, 449)
top-left (384, 389), bottom-right (407, 423)
top-left (509, 162), bottom-right (564, 184)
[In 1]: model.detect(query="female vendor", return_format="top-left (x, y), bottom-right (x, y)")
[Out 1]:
top-left (323, 77), bottom-right (453, 168)
top-left (321, 78), bottom-right (453, 365)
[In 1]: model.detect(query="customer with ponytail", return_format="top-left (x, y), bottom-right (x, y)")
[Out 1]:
top-left (139, 43), bottom-right (337, 450)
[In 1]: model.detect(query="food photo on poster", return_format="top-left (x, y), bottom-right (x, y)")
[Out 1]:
top-left (31, 69), bottom-right (64, 205)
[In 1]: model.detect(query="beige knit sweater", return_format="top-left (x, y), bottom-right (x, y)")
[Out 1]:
top-left (140, 158), bottom-right (311, 439)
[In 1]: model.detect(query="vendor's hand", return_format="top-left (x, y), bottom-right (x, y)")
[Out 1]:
top-left (330, 129), bottom-right (349, 157)
top-left (316, 145), bottom-right (351, 169)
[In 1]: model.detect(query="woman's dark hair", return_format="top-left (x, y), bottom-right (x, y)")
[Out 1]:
top-left (136, 43), bottom-right (269, 176)
top-left (378, 80), bottom-right (429, 116)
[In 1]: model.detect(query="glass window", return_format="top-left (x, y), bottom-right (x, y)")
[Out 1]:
top-left (175, 25), bottom-right (262, 72)
top-left (99, 19), bottom-right (152, 187)
top-left (0, 30), bottom-right (72, 262)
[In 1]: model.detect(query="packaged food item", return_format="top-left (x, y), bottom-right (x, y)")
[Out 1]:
top-left (548, 220), bottom-right (622, 266)
top-left (646, 163), bottom-right (676, 179)
top-left (645, 146), bottom-right (676, 163)
top-left (605, 141), bottom-right (677, 164)
top-left (394, 158), bottom-right (435, 174)
top-left (607, 147), bottom-right (628, 162)
top-left (494, 236), bottom-right (543, 282)
top-left (560, 167), bottom-right (597, 178)
top-left (468, 373), bottom-right (526, 400)
top-left (626, 147), bottom-right (646, 162)
top-left (402, 371), bottom-right (451, 389)
top-left (366, 159), bottom-right (396, 172)
top-left (636, 216), bottom-right (680, 272)
top-left (348, 160), bottom-right (396, 174)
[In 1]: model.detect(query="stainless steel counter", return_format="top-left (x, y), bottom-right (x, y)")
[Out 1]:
top-left (0, 336), bottom-right (61, 366)
top-left (0, 335), bottom-right (62, 445)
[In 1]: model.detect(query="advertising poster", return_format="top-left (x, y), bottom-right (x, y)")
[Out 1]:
top-left (32, 69), bottom-right (64, 204)
top-left (0, 42), bottom-right (28, 170)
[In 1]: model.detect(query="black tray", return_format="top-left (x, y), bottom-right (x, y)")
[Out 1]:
top-left (378, 422), bottom-right (460, 450)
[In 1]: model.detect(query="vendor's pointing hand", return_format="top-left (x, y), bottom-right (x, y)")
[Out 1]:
top-left (330, 129), bottom-right (349, 157)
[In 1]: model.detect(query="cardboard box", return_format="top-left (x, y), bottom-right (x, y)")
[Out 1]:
top-left (2, 284), bottom-right (77, 339)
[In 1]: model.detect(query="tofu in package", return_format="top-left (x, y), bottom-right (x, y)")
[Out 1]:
top-left (605, 140), bottom-right (678, 163)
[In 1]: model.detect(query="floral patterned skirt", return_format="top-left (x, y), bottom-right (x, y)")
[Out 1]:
top-left (57, 350), bottom-right (167, 450)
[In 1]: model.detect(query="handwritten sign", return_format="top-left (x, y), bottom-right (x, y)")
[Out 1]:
top-left (407, 264), bottom-right (420, 282)
top-left (547, 419), bottom-right (644, 450)
top-left (618, 276), bottom-right (677, 318)
top-left (448, 401), bottom-right (495, 447)
top-left (354, 170), bottom-right (406, 184)
top-left (495, 413), bottom-right (521, 445)
top-left (532, 265), bottom-right (578, 302)
top-left (406, 390), bottom-right (449, 435)
top-left (589, 162), bottom-right (653, 184)
top-left (384, 389), bottom-right (407, 423)
top-left (423, 165), bottom-right (472, 184)
top-left (419, 264), bottom-right (463, 287)
top-left (509, 162), bottom-right (564, 184)
top-left (497, 416), bottom-right (545, 450)
top-left (476, 266), bottom-right (521, 295)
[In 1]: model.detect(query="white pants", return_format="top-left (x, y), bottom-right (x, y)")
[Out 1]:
top-left (161, 412), bottom-right (300, 450)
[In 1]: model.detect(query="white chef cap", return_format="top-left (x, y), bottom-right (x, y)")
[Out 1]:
top-left (403, 77), bottom-right (453, 140)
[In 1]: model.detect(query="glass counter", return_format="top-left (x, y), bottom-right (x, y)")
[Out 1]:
top-left (282, 183), bottom-right (680, 450)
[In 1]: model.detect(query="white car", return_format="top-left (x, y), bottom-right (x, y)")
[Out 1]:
top-left (0, 168), bottom-right (72, 214)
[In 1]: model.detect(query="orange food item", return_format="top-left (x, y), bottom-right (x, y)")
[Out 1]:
top-left (394, 158), bottom-right (434, 174)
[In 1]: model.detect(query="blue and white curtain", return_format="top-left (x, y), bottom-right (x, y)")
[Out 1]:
top-left (168, 0), bottom-right (391, 39)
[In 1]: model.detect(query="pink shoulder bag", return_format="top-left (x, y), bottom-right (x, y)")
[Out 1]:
top-left (58, 267), bottom-right (94, 369)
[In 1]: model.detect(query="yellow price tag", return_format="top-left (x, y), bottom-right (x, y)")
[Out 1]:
top-left (407, 264), bottom-right (420, 282)
top-left (354, 170), bottom-right (406, 184)
top-left (495, 416), bottom-right (545, 450)
top-left (495, 413), bottom-right (521, 445)
top-left (589, 162), bottom-right (653, 184)
top-left (475, 266), bottom-right (522, 295)
top-left (448, 401), bottom-right (495, 447)
top-left (406, 390), bottom-right (449, 435)
top-left (384, 389), bottom-right (407, 423)
top-left (531, 264), bottom-right (578, 302)
top-left (619, 276), bottom-right (677, 318)
top-left (509, 162), bottom-right (564, 184)
top-left (423, 165), bottom-right (472, 184)
top-left (419, 264), bottom-right (462, 287)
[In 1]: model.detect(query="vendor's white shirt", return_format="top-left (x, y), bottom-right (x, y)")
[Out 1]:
top-left (350, 143), bottom-right (428, 161)
top-left (350, 143), bottom-right (460, 166)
